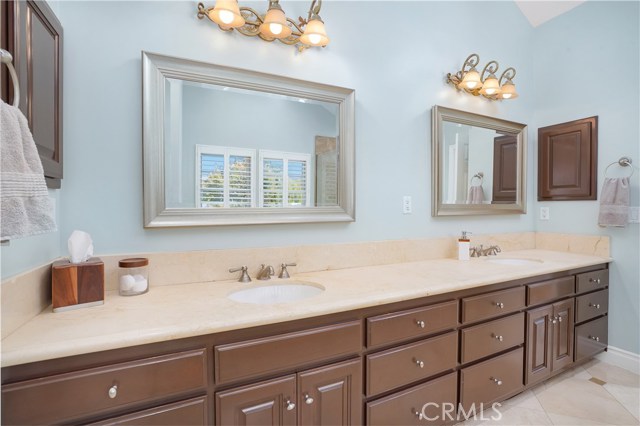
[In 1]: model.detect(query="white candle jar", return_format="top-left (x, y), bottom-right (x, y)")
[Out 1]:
top-left (118, 258), bottom-right (149, 296)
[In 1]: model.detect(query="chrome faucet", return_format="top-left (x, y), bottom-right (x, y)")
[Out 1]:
top-left (229, 266), bottom-right (251, 283)
top-left (257, 264), bottom-right (275, 280)
top-left (470, 245), bottom-right (502, 257)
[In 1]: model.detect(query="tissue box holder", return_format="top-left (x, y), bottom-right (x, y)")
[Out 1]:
top-left (52, 257), bottom-right (105, 312)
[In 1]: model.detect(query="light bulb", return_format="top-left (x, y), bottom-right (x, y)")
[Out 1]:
top-left (219, 9), bottom-right (234, 24)
top-left (465, 81), bottom-right (479, 89)
top-left (269, 22), bottom-right (283, 35)
top-left (485, 88), bottom-right (497, 95)
top-left (308, 33), bottom-right (322, 45)
top-left (502, 93), bottom-right (512, 99)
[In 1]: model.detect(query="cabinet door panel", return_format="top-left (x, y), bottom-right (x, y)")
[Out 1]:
top-left (552, 299), bottom-right (574, 372)
top-left (298, 358), bottom-right (362, 426)
top-left (526, 305), bottom-right (553, 385)
top-left (216, 375), bottom-right (296, 426)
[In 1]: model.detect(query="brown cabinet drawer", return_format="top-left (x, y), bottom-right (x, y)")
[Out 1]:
top-left (366, 331), bottom-right (457, 396)
top-left (461, 312), bottom-right (525, 364)
top-left (576, 290), bottom-right (608, 323)
top-left (460, 347), bottom-right (524, 411)
top-left (215, 321), bottom-right (361, 384)
top-left (90, 396), bottom-right (207, 425)
top-left (527, 277), bottom-right (574, 306)
top-left (576, 269), bottom-right (609, 294)
top-left (367, 300), bottom-right (458, 348)
top-left (462, 286), bottom-right (526, 324)
top-left (575, 316), bottom-right (608, 362)
top-left (1, 349), bottom-right (207, 425)
top-left (367, 372), bottom-right (457, 426)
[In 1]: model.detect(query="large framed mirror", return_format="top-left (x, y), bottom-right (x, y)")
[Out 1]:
top-left (432, 105), bottom-right (527, 216)
top-left (142, 52), bottom-right (355, 227)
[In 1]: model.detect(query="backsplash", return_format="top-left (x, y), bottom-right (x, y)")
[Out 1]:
top-left (1, 232), bottom-right (610, 339)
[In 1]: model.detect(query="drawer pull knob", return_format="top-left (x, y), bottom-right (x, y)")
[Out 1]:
top-left (490, 377), bottom-right (503, 386)
top-left (415, 411), bottom-right (424, 420)
top-left (416, 320), bottom-right (426, 328)
top-left (589, 278), bottom-right (602, 285)
top-left (108, 385), bottom-right (118, 399)
top-left (494, 334), bottom-right (504, 342)
top-left (590, 335), bottom-right (600, 342)
top-left (589, 303), bottom-right (601, 309)
top-left (286, 399), bottom-right (296, 411)
top-left (495, 302), bottom-right (505, 309)
top-left (415, 359), bottom-right (425, 368)
top-left (304, 394), bottom-right (314, 405)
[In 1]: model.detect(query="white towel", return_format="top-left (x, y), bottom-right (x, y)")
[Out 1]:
top-left (467, 185), bottom-right (485, 204)
top-left (1, 100), bottom-right (56, 239)
top-left (598, 177), bottom-right (630, 227)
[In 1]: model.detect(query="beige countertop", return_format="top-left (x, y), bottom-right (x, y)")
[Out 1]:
top-left (1, 249), bottom-right (611, 368)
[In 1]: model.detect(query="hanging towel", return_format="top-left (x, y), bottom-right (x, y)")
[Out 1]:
top-left (466, 185), bottom-right (485, 204)
top-left (598, 177), bottom-right (630, 227)
top-left (1, 99), bottom-right (56, 240)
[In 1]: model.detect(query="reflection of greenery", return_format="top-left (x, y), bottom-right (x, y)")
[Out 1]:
top-left (201, 158), bottom-right (252, 208)
top-left (262, 160), bottom-right (283, 207)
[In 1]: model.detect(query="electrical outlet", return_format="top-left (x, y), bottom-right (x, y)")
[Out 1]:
top-left (540, 206), bottom-right (550, 221)
top-left (630, 207), bottom-right (639, 223)
top-left (403, 196), bottom-right (412, 214)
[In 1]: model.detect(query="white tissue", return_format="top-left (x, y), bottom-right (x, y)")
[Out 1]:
top-left (68, 230), bottom-right (94, 263)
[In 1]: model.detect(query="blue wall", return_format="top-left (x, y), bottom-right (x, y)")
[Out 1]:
top-left (532, 1), bottom-right (640, 354)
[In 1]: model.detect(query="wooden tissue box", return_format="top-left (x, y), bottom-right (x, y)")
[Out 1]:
top-left (52, 257), bottom-right (104, 312)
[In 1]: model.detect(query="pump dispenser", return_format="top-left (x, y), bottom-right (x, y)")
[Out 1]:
top-left (458, 231), bottom-right (471, 261)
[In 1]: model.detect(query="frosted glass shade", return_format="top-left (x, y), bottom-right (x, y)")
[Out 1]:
top-left (260, 8), bottom-right (292, 39)
top-left (500, 81), bottom-right (519, 99)
top-left (209, 0), bottom-right (245, 28)
top-left (480, 75), bottom-right (501, 96)
top-left (459, 69), bottom-right (481, 90)
top-left (300, 19), bottom-right (329, 47)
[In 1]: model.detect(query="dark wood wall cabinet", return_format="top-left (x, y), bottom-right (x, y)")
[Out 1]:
top-left (1, 0), bottom-right (63, 188)
top-left (1, 264), bottom-right (609, 425)
top-left (538, 116), bottom-right (598, 201)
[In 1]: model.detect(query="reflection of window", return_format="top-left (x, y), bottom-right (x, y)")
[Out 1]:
top-left (196, 145), bottom-right (256, 208)
top-left (259, 150), bottom-right (311, 208)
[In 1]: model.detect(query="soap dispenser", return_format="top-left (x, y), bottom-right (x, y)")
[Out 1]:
top-left (458, 231), bottom-right (471, 261)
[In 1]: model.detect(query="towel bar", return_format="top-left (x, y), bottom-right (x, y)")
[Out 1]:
top-left (0, 48), bottom-right (20, 108)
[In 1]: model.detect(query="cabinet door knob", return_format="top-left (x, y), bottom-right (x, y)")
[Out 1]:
top-left (415, 359), bottom-right (425, 368)
top-left (416, 320), bottom-right (426, 329)
top-left (286, 399), bottom-right (296, 411)
top-left (415, 411), bottom-right (424, 420)
top-left (557, 316), bottom-right (562, 323)
top-left (490, 377), bottom-right (503, 386)
top-left (495, 302), bottom-right (505, 309)
top-left (304, 394), bottom-right (314, 405)
top-left (550, 317), bottom-right (557, 324)
top-left (589, 303), bottom-right (601, 309)
top-left (493, 334), bottom-right (504, 342)
top-left (108, 385), bottom-right (118, 399)
top-left (590, 335), bottom-right (600, 342)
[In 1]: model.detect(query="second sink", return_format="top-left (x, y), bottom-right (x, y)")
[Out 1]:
top-left (228, 282), bottom-right (324, 304)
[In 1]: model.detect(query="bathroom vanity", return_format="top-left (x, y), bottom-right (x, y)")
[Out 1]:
top-left (1, 253), bottom-right (609, 425)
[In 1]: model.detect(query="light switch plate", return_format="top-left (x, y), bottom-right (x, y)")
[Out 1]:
top-left (629, 207), bottom-right (639, 223)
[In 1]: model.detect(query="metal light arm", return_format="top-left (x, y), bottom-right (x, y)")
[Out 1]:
top-left (480, 60), bottom-right (499, 81)
top-left (499, 67), bottom-right (517, 85)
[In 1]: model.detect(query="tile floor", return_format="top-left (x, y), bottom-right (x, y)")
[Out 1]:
top-left (457, 358), bottom-right (639, 425)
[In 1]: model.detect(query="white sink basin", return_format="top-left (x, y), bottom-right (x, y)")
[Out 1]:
top-left (228, 282), bottom-right (324, 304)
top-left (486, 258), bottom-right (543, 266)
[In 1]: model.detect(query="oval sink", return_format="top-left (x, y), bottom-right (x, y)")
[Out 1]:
top-left (486, 258), bottom-right (543, 266)
top-left (228, 282), bottom-right (324, 304)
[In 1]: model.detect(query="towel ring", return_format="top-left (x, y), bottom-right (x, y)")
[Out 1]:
top-left (0, 48), bottom-right (20, 108)
top-left (470, 172), bottom-right (484, 185)
top-left (604, 157), bottom-right (634, 178)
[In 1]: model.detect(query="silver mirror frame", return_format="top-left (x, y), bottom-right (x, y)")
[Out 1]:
top-left (431, 105), bottom-right (527, 216)
top-left (142, 52), bottom-right (355, 227)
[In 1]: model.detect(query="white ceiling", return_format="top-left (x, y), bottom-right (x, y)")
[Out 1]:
top-left (515, 1), bottom-right (586, 27)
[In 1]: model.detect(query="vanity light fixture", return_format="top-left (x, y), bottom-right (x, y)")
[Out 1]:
top-left (447, 54), bottom-right (519, 100)
top-left (197, 0), bottom-right (330, 51)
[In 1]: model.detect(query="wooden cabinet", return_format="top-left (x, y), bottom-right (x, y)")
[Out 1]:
top-left (460, 312), bottom-right (524, 364)
top-left (575, 316), bottom-right (608, 362)
top-left (216, 359), bottom-right (362, 426)
top-left (90, 396), bottom-right (208, 426)
top-left (1, 0), bottom-right (63, 188)
top-left (461, 286), bottom-right (526, 323)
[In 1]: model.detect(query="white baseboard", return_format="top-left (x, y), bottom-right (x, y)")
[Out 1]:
top-left (596, 346), bottom-right (640, 375)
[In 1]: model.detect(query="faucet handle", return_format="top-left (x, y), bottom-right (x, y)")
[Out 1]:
top-left (229, 266), bottom-right (251, 283)
top-left (279, 262), bottom-right (297, 279)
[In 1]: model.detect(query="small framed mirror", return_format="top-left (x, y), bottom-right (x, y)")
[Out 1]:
top-left (142, 52), bottom-right (355, 227)
top-left (432, 105), bottom-right (527, 216)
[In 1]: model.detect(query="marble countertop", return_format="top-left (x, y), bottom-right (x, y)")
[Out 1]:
top-left (1, 250), bottom-right (611, 368)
